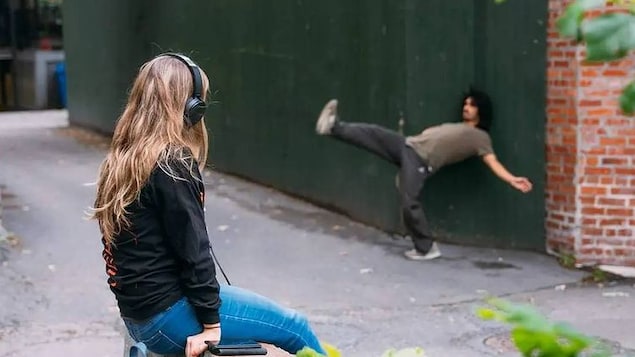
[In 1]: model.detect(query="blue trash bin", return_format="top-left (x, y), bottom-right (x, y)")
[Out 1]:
top-left (55, 62), bottom-right (67, 108)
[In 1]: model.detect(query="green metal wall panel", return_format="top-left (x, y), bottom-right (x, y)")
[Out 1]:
top-left (477, 0), bottom-right (547, 249)
top-left (62, 0), bottom-right (152, 133)
top-left (141, 0), bottom-right (407, 230)
top-left (63, 0), bottom-right (547, 249)
top-left (403, 0), bottom-right (547, 249)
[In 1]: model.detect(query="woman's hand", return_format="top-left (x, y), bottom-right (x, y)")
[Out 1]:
top-left (185, 325), bottom-right (221, 357)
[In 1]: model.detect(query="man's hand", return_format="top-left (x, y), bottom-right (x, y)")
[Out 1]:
top-left (510, 176), bottom-right (532, 193)
top-left (482, 154), bottom-right (533, 193)
top-left (185, 325), bottom-right (221, 357)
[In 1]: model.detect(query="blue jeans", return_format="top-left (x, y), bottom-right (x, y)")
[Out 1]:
top-left (123, 285), bottom-right (326, 356)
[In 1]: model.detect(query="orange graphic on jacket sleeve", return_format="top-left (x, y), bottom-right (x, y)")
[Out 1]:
top-left (101, 238), bottom-right (119, 288)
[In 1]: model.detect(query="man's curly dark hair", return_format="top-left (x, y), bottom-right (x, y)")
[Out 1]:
top-left (462, 87), bottom-right (493, 132)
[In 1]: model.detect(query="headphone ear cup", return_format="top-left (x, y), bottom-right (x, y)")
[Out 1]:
top-left (184, 97), bottom-right (207, 127)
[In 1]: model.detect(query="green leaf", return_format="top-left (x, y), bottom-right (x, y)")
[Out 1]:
top-left (553, 322), bottom-right (591, 342)
top-left (619, 80), bottom-right (635, 114)
top-left (321, 342), bottom-right (342, 357)
top-left (582, 12), bottom-right (635, 61)
top-left (297, 347), bottom-right (326, 357)
top-left (381, 347), bottom-right (426, 357)
top-left (476, 308), bottom-right (497, 320)
top-left (477, 298), bottom-right (607, 357)
top-left (557, 0), bottom-right (605, 38)
top-left (503, 305), bottom-right (551, 330)
top-left (557, 4), bottom-right (586, 38)
top-left (510, 328), bottom-right (539, 355)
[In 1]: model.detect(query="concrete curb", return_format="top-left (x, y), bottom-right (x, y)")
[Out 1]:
top-left (0, 109), bottom-right (69, 130)
top-left (0, 185), bottom-right (9, 262)
top-left (0, 184), bottom-right (7, 240)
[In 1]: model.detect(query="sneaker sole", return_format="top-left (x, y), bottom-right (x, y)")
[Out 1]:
top-left (404, 250), bottom-right (442, 261)
top-left (316, 99), bottom-right (338, 134)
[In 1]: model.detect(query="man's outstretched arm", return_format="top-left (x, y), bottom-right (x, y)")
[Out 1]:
top-left (482, 153), bottom-right (533, 193)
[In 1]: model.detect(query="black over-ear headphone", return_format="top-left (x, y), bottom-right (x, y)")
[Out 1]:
top-left (163, 53), bottom-right (207, 127)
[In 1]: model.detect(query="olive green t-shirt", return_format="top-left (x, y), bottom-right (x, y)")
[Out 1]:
top-left (405, 123), bottom-right (494, 171)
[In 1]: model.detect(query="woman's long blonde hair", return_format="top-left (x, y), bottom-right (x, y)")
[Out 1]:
top-left (92, 54), bottom-right (210, 246)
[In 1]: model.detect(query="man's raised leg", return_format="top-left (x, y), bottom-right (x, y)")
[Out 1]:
top-left (316, 99), bottom-right (404, 165)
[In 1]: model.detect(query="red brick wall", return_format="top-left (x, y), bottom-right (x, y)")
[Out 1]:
top-left (546, 0), bottom-right (635, 266)
top-left (546, 0), bottom-right (579, 257)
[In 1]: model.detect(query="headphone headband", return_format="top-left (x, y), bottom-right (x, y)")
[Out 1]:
top-left (164, 53), bottom-right (203, 98)
top-left (159, 52), bottom-right (207, 127)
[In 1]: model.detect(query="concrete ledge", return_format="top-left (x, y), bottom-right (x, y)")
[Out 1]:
top-left (0, 185), bottom-right (9, 241)
top-left (0, 185), bottom-right (9, 262)
top-left (123, 331), bottom-right (293, 357)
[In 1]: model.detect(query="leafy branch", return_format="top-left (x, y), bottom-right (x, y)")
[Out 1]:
top-left (477, 298), bottom-right (613, 357)
top-left (500, 0), bottom-right (635, 114)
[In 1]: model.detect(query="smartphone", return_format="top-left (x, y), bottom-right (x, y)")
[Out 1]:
top-left (206, 341), bottom-right (268, 356)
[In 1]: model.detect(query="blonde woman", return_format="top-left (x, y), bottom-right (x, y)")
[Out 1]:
top-left (92, 53), bottom-right (326, 357)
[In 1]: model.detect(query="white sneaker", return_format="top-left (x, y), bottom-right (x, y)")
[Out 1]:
top-left (404, 242), bottom-right (442, 261)
top-left (316, 99), bottom-right (338, 135)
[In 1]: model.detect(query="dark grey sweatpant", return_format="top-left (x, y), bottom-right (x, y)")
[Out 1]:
top-left (331, 121), bottom-right (434, 253)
